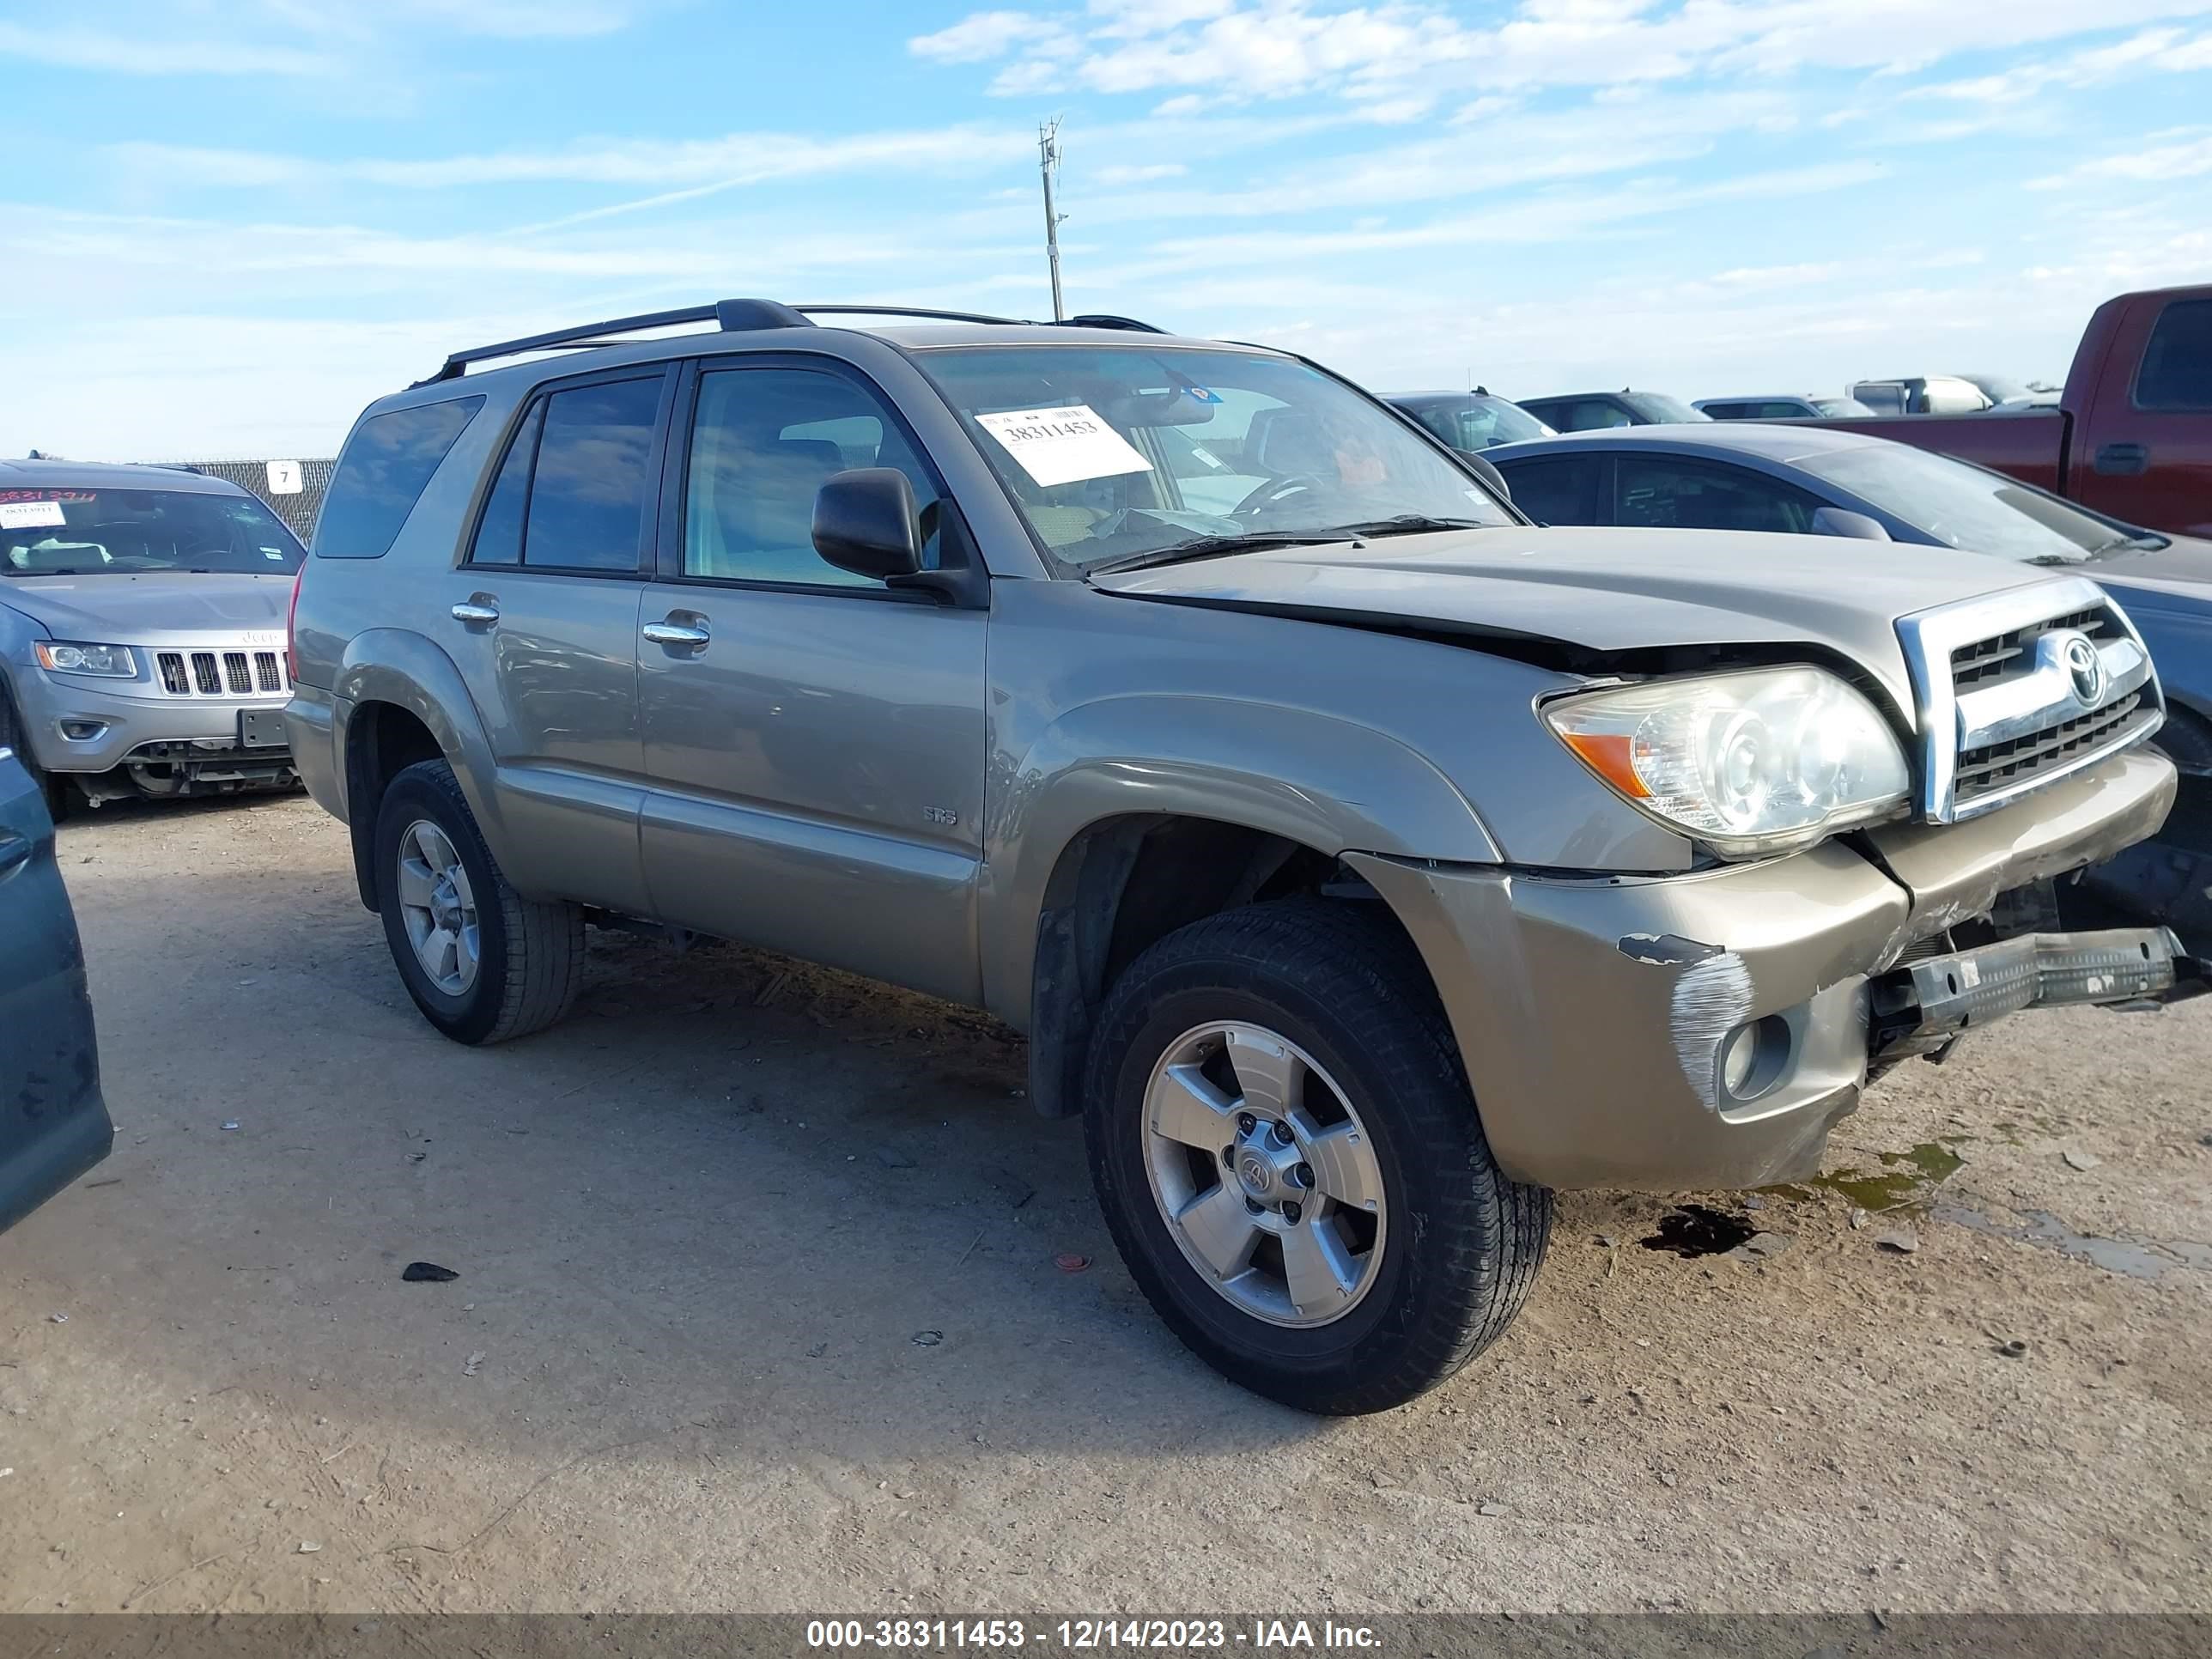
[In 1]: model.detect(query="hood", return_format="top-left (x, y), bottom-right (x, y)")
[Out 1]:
top-left (1091, 526), bottom-right (2075, 719)
top-left (0, 572), bottom-right (293, 644)
top-left (2088, 535), bottom-right (2212, 611)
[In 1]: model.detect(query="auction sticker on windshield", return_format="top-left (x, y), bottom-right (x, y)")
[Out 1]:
top-left (0, 501), bottom-right (69, 530)
top-left (975, 404), bottom-right (1153, 489)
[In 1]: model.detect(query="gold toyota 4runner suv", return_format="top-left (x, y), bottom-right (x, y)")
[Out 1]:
top-left (285, 299), bottom-right (2205, 1413)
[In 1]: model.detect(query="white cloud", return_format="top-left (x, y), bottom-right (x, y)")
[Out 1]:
top-left (0, 20), bottom-right (333, 75)
top-left (909, 9), bottom-right (1073, 62)
top-left (1914, 26), bottom-right (2205, 102)
top-left (378, 0), bottom-right (641, 36)
top-left (1087, 0), bottom-right (1239, 36)
top-left (259, 0), bottom-right (646, 39)
top-left (1071, 160), bottom-right (1887, 283)
top-left (106, 125), bottom-right (1031, 196)
top-left (2031, 131), bottom-right (2212, 188)
top-left (911, 0), bottom-right (2212, 105)
top-left (1071, 88), bottom-right (1801, 223)
top-left (1090, 161), bottom-right (1191, 184)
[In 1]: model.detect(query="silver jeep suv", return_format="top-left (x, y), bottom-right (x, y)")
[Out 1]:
top-left (1, 459), bottom-right (305, 811)
top-left (287, 299), bottom-right (2199, 1413)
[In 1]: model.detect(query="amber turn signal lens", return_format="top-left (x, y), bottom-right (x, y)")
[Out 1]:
top-left (1558, 731), bottom-right (1650, 799)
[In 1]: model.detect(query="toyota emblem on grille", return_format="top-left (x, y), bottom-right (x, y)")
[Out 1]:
top-left (2061, 633), bottom-right (2105, 706)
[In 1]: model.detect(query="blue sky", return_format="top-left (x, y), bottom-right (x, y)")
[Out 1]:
top-left (4, 0), bottom-right (2209, 459)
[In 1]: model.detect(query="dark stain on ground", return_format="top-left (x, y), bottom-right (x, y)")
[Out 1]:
top-left (1640, 1204), bottom-right (1758, 1257)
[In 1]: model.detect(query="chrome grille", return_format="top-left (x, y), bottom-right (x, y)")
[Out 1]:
top-left (154, 646), bottom-right (290, 700)
top-left (1948, 606), bottom-right (2110, 689)
top-left (1954, 692), bottom-right (2150, 806)
top-left (1897, 576), bottom-right (2164, 823)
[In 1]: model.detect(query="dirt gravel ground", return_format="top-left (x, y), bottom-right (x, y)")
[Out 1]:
top-left (2, 793), bottom-right (2208, 1616)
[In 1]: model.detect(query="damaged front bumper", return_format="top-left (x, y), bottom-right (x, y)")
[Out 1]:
top-left (1350, 746), bottom-right (2187, 1193)
top-left (1870, 927), bottom-right (2205, 1060)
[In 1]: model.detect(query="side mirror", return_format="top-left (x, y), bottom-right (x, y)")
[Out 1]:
top-left (1455, 449), bottom-right (1512, 503)
top-left (813, 468), bottom-right (921, 580)
top-left (1809, 506), bottom-right (1893, 541)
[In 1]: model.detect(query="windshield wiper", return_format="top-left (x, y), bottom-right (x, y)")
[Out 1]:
top-left (1087, 531), bottom-right (1352, 577)
top-left (2087, 533), bottom-right (2171, 558)
top-left (1330, 514), bottom-right (1490, 538)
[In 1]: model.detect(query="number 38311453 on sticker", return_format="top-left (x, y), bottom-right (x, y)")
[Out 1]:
top-left (975, 403), bottom-right (1154, 489)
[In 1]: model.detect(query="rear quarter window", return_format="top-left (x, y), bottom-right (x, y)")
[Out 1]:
top-left (314, 396), bottom-right (484, 558)
top-left (2135, 299), bottom-right (2212, 411)
top-left (1497, 455), bottom-right (1603, 525)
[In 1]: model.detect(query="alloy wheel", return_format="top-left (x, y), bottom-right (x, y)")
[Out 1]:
top-left (1140, 1021), bottom-right (1387, 1328)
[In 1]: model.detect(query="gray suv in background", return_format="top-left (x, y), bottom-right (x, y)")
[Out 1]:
top-left (1, 460), bottom-right (305, 811)
top-left (287, 298), bottom-right (2198, 1413)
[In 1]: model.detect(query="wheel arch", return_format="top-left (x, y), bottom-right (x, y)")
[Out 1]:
top-left (334, 632), bottom-right (506, 909)
top-left (990, 701), bottom-right (1501, 1120)
top-left (1017, 810), bottom-right (1442, 1120)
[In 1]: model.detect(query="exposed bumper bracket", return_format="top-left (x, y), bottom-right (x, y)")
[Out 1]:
top-left (1870, 927), bottom-right (2207, 1060)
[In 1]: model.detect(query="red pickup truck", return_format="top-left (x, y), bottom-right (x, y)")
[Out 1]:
top-left (1820, 284), bottom-right (2212, 538)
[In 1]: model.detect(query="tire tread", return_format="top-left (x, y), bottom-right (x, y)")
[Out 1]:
top-left (380, 760), bottom-right (583, 1044)
top-left (1086, 896), bottom-right (1550, 1414)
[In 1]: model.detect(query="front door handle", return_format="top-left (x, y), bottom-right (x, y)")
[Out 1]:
top-left (0, 832), bottom-right (31, 878)
top-left (451, 599), bottom-right (501, 625)
top-left (642, 617), bottom-right (711, 652)
top-left (2094, 441), bottom-right (2149, 477)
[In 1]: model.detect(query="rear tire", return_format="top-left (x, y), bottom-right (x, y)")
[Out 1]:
top-left (373, 758), bottom-right (583, 1044)
top-left (1084, 897), bottom-right (1551, 1414)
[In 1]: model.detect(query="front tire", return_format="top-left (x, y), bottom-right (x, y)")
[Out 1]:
top-left (373, 758), bottom-right (583, 1044)
top-left (1084, 898), bottom-right (1551, 1414)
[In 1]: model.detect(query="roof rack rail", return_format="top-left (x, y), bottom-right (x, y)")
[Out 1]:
top-left (794, 303), bottom-right (1025, 326)
top-left (416, 297), bottom-right (1171, 386)
top-left (1065, 313), bottom-right (1165, 333)
top-left (421, 297), bottom-right (815, 385)
top-left (796, 305), bottom-right (1166, 334)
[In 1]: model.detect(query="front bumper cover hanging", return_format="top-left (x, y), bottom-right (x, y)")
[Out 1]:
top-left (1870, 927), bottom-right (2210, 1061)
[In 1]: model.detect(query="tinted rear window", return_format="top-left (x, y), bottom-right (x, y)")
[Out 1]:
top-left (1497, 454), bottom-right (1603, 524)
top-left (2136, 299), bottom-right (2212, 410)
top-left (520, 378), bottom-right (661, 572)
top-left (315, 397), bottom-right (483, 559)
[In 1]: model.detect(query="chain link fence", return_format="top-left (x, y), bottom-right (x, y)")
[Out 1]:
top-left (144, 457), bottom-right (335, 541)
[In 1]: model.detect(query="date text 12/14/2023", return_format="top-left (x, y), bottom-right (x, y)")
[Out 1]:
top-left (805, 1620), bottom-right (1383, 1650)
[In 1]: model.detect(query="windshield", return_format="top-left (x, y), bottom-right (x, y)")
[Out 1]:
top-left (1798, 445), bottom-right (2142, 563)
top-left (2, 487), bottom-right (305, 576)
top-left (917, 345), bottom-right (1513, 571)
top-left (1812, 397), bottom-right (1877, 417)
top-left (1623, 392), bottom-right (1709, 424)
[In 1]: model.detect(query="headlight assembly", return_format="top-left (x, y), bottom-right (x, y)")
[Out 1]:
top-left (1544, 665), bottom-right (1911, 857)
top-left (34, 641), bottom-right (137, 678)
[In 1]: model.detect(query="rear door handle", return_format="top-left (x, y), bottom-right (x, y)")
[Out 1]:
top-left (450, 599), bottom-right (501, 625)
top-left (642, 618), bottom-right (711, 652)
top-left (2094, 441), bottom-right (2149, 477)
top-left (0, 832), bottom-right (31, 878)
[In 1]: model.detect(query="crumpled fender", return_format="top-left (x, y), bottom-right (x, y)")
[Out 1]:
top-left (982, 694), bottom-right (1501, 1029)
